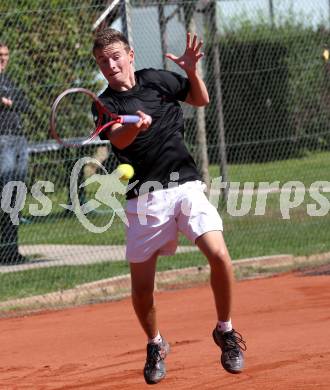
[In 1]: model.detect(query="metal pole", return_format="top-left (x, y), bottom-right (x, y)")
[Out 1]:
top-left (92, 0), bottom-right (121, 31)
top-left (158, 4), bottom-right (169, 70)
top-left (121, 0), bottom-right (133, 47)
top-left (269, 0), bottom-right (275, 28)
top-left (204, 0), bottom-right (229, 202)
top-left (190, 19), bottom-right (211, 192)
top-left (183, 2), bottom-right (210, 192)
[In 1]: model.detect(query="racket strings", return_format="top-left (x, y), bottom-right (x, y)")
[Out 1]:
top-left (50, 88), bottom-right (138, 147)
top-left (53, 90), bottom-right (96, 142)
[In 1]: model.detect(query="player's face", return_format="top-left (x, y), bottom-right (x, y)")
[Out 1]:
top-left (0, 46), bottom-right (9, 73)
top-left (94, 42), bottom-right (134, 91)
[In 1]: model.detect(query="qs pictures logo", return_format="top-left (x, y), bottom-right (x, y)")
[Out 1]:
top-left (61, 157), bottom-right (138, 233)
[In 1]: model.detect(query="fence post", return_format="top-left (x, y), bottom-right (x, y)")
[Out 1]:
top-left (121, 0), bottom-right (134, 47)
top-left (204, 0), bottom-right (229, 202)
top-left (158, 4), bottom-right (170, 71)
top-left (269, 0), bottom-right (275, 28)
top-left (182, 2), bottom-right (210, 192)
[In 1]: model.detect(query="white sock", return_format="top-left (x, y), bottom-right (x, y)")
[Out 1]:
top-left (217, 319), bottom-right (232, 333)
top-left (148, 331), bottom-right (162, 344)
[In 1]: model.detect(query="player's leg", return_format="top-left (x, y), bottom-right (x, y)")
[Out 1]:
top-left (129, 253), bottom-right (158, 339)
top-left (177, 181), bottom-right (246, 373)
top-left (196, 230), bottom-right (246, 374)
top-left (195, 230), bottom-right (233, 322)
top-left (125, 187), bottom-right (180, 383)
top-left (130, 254), bottom-right (170, 384)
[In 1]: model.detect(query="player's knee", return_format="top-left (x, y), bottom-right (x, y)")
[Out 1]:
top-left (132, 284), bottom-right (155, 302)
top-left (208, 248), bottom-right (231, 268)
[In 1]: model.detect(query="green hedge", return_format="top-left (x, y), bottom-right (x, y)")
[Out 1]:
top-left (205, 21), bottom-right (330, 163)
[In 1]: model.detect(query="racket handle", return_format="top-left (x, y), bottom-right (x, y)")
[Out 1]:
top-left (120, 115), bottom-right (141, 124)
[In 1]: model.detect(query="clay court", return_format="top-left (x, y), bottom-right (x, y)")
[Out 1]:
top-left (1, 269), bottom-right (329, 390)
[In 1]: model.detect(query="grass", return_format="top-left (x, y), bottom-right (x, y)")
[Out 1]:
top-left (234, 257), bottom-right (330, 281)
top-left (1, 150), bottom-right (329, 305)
top-left (20, 151), bottom-right (330, 248)
top-left (209, 150), bottom-right (330, 186)
top-left (20, 213), bottom-right (127, 245)
top-left (1, 249), bottom-right (330, 309)
top-left (222, 190), bottom-right (330, 259)
top-left (0, 252), bottom-right (206, 302)
top-left (0, 261), bottom-right (130, 301)
top-left (224, 211), bottom-right (330, 259)
top-left (208, 150), bottom-right (330, 259)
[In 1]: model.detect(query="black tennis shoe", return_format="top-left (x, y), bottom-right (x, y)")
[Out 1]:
top-left (143, 336), bottom-right (170, 384)
top-left (212, 328), bottom-right (246, 374)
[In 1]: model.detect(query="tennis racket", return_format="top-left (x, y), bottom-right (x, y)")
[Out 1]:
top-left (50, 87), bottom-right (140, 147)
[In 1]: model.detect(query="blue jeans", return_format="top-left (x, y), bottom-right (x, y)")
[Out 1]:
top-left (0, 135), bottom-right (28, 263)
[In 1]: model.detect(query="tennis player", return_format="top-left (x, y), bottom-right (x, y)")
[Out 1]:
top-left (92, 28), bottom-right (246, 384)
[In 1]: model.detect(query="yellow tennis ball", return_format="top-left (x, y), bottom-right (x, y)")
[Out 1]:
top-left (117, 164), bottom-right (134, 180)
top-left (323, 49), bottom-right (329, 62)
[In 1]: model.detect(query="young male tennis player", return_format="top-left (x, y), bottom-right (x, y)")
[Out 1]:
top-left (92, 28), bottom-right (246, 385)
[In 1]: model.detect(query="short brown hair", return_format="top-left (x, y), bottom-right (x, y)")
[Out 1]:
top-left (93, 28), bottom-right (130, 54)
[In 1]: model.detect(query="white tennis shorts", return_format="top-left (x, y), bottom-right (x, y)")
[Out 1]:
top-left (125, 180), bottom-right (223, 263)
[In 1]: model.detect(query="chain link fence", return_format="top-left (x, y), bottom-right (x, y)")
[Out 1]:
top-left (0, 0), bottom-right (330, 315)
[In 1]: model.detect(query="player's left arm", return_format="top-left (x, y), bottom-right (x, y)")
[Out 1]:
top-left (165, 32), bottom-right (209, 107)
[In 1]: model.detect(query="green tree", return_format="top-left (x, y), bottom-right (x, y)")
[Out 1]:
top-left (0, 0), bottom-right (103, 142)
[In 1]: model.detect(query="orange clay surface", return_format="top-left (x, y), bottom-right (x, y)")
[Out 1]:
top-left (0, 271), bottom-right (330, 389)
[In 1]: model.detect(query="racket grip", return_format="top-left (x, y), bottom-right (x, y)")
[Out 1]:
top-left (120, 115), bottom-right (141, 124)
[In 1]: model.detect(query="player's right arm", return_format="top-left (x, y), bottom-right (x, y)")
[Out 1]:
top-left (103, 110), bottom-right (152, 150)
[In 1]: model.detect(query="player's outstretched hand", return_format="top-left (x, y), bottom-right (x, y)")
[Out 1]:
top-left (165, 32), bottom-right (204, 74)
top-left (136, 110), bottom-right (152, 132)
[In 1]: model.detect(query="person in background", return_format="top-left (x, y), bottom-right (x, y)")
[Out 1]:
top-left (0, 42), bottom-right (29, 265)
